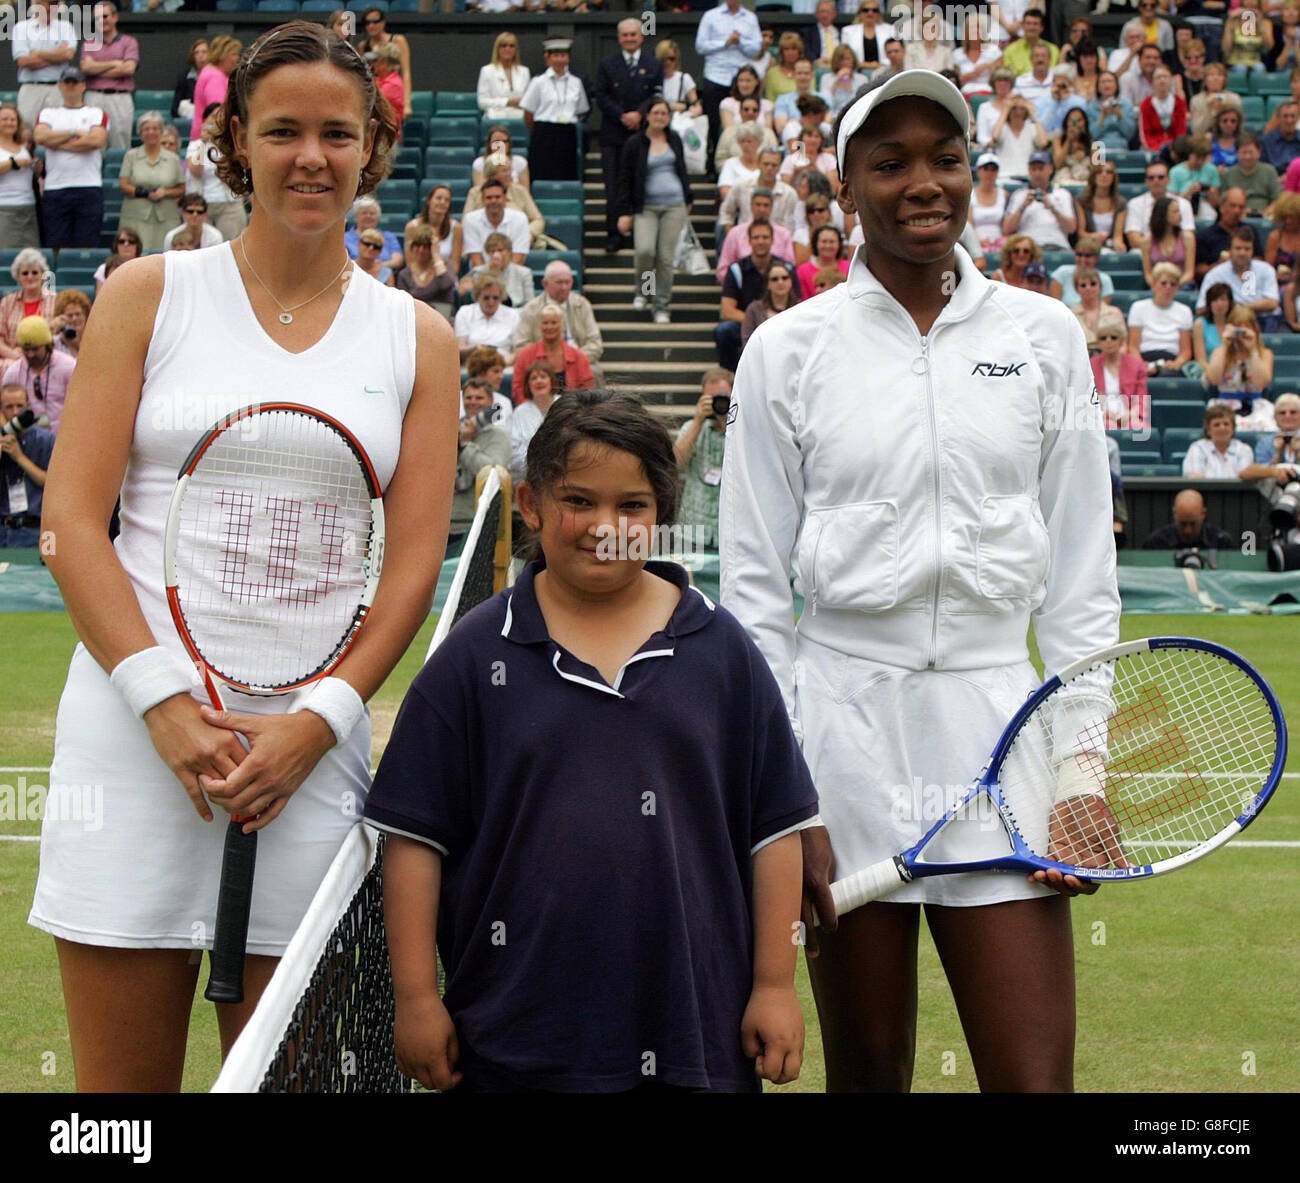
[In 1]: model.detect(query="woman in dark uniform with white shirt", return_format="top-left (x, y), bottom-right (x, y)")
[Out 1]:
top-left (520, 39), bottom-right (590, 183)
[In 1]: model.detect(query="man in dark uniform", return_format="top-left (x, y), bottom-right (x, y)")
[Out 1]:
top-left (1142, 489), bottom-right (1237, 549)
top-left (595, 18), bottom-right (663, 253)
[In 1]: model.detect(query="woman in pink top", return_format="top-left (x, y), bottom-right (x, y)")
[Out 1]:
top-left (795, 224), bottom-right (847, 294)
top-left (189, 35), bottom-right (242, 142)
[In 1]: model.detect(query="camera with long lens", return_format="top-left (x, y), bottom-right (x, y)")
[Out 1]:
top-left (0, 408), bottom-right (49, 438)
top-left (1174, 547), bottom-right (1217, 570)
top-left (1270, 479), bottom-right (1300, 530)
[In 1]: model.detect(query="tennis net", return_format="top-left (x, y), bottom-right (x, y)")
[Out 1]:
top-left (212, 466), bottom-right (513, 1092)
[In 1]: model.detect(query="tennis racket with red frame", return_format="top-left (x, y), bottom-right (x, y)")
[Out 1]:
top-left (164, 402), bottom-right (385, 1003)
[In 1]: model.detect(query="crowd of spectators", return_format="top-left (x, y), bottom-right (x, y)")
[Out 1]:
top-left (8, 3), bottom-right (1300, 558)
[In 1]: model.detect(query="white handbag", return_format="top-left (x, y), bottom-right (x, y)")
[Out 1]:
top-left (675, 221), bottom-right (711, 276)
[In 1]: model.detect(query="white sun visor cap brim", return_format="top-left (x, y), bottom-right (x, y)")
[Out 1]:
top-left (835, 70), bottom-right (971, 165)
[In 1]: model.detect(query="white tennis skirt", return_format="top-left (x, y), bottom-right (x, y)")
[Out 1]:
top-left (28, 644), bottom-right (371, 955)
top-left (794, 634), bottom-right (1053, 908)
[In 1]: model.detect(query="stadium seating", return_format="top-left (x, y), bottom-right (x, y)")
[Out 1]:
top-left (1250, 72), bottom-right (1295, 94)
top-left (1151, 401), bottom-right (1209, 429)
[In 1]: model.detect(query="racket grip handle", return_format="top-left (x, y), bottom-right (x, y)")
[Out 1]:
top-left (828, 857), bottom-right (909, 918)
top-left (204, 820), bottom-right (258, 1005)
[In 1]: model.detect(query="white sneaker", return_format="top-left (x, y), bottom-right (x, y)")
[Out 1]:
top-left (632, 295), bottom-right (648, 311)
top-left (653, 310), bottom-right (670, 324)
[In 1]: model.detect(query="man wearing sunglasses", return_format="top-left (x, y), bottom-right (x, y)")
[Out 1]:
top-left (1051, 237), bottom-right (1116, 309)
top-left (1121, 1), bottom-right (1176, 53)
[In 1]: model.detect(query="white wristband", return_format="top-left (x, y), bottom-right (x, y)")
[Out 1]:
top-left (110, 646), bottom-right (200, 718)
top-left (299, 677), bottom-right (365, 748)
top-left (1054, 754), bottom-right (1107, 806)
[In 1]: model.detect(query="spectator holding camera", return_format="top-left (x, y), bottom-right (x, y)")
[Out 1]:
top-left (674, 367), bottom-right (732, 551)
top-left (1181, 401), bottom-right (1254, 478)
top-left (49, 289), bottom-right (88, 361)
top-left (450, 377), bottom-right (513, 544)
top-left (1197, 227), bottom-right (1282, 331)
top-left (1001, 149), bottom-right (1076, 251)
top-left (1, 316), bottom-right (74, 433)
top-left (1240, 393), bottom-right (1300, 530)
top-left (1204, 306), bottom-right (1274, 409)
top-left (0, 382), bottom-right (53, 548)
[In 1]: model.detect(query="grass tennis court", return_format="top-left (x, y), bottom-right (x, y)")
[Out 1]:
top-left (2, 611), bottom-right (1296, 1093)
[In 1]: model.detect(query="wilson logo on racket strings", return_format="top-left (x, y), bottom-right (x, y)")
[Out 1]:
top-left (214, 489), bottom-right (350, 605)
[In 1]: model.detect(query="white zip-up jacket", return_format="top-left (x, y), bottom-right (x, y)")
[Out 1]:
top-left (720, 244), bottom-right (1121, 723)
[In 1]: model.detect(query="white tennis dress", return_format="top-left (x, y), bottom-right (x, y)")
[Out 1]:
top-left (29, 245), bottom-right (416, 953)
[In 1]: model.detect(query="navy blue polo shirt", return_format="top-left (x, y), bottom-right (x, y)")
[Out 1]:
top-left (364, 560), bottom-right (817, 1093)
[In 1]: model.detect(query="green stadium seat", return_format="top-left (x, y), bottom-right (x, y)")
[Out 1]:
top-left (1110, 428), bottom-right (1163, 452)
top-left (1267, 94), bottom-right (1292, 119)
top-left (542, 216), bottom-right (581, 249)
top-left (526, 249), bottom-right (582, 282)
top-left (1149, 377), bottom-right (1207, 401)
top-left (534, 198), bottom-right (583, 219)
top-left (1096, 253), bottom-right (1143, 273)
top-left (1251, 72), bottom-right (1295, 95)
top-left (531, 181), bottom-right (583, 202)
top-left (1125, 463), bottom-right (1183, 476)
top-left (1108, 291), bottom-right (1138, 315)
top-left (1110, 271), bottom-right (1150, 290)
top-left (425, 146), bottom-right (472, 170)
top-left (55, 267), bottom-right (98, 288)
top-left (1241, 96), bottom-right (1266, 125)
top-left (255, 0), bottom-right (299, 11)
top-left (1265, 333), bottom-right (1300, 354)
top-left (1120, 450), bottom-right (1164, 467)
top-left (216, 0), bottom-right (256, 10)
top-left (376, 178), bottom-right (417, 209)
top-left (301, 0), bottom-right (338, 10)
top-left (388, 162), bottom-right (419, 182)
top-left (428, 117), bottom-right (479, 143)
top-left (0, 247), bottom-right (53, 272)
top-left (410, 92), bottom-right (434, 119)
top-left (419, 176), bottom-right (468, 208)
top-left (1043, 249), bottom-right (1073, 270)
top-left (1119, 182), bottom-right (1146, 199)
top-left (379, 212), bottom-right (408, 234)
top-left (435, 93), bottom-right (478, 116)
top-left (56, 249), bottom-right (105, 269)
top-left (1161, 427), bottom-right (1201, 461)
top-left (135, 91), bottom-right (173, 114)
top-left (1151, 400), bottom-right (1209, 429)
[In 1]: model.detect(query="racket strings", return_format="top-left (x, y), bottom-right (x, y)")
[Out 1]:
top-left (998, 647), bottom-right (1278, 873)
top-left (174, 409), bottom-right (377, 690)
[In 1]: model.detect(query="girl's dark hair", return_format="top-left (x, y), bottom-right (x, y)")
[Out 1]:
top-left (210, 20), bottom-right (396, 198)
top-left (522, 389), bottom-right (680, 562)
top-left (1203, 281), bottom-right (1234, 315)
top-left (1149, 194), bottom-right (1174, 242)
top-left (729, 65), bottom-right (762, 102)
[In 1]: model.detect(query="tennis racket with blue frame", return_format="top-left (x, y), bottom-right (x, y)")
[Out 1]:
top-left (828, 637), bottom-right (1287, 918)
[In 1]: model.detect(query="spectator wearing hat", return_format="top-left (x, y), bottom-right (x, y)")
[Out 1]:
top-left (520, 40), bottom-right (590, 183)
top-left (0, 382), bottom-right (55, 547)
top-left (34, 69), bottom-right (108, 253)
top-left (2, 316), bottom-right (75, 433)
top-left (80, 2), bottom-right (138, 152)
top-left (367, 43), bottom-right (405, 142)
top-left (0, 249), bottom-right (56, 362)
top-left (1002, 149), bottom-right (1076, 251)
top-left (10, 0), bottom-right (79, 134)
top-left (968, 152), bottom-right (1008, 253)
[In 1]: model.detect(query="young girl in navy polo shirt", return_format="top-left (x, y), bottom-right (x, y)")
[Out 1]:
top-left (365, 389), bottom-right (819, 1092)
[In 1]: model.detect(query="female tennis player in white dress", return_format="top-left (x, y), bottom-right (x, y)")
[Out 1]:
top-left (720, 71), bottom-right (1121, 1092)
top-left (29, 22), bottom-right (458, 1091)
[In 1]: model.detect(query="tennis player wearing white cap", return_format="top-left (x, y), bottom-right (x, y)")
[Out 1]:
top-left (720, 70), bottom-right (1120, 1092)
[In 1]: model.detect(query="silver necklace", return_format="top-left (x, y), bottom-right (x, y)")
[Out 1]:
top-left (238, 236), bottom-right (350, 325)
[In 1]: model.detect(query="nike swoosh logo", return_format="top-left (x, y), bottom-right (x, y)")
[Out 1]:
top-left (363, 386), bottom-right (384, 395)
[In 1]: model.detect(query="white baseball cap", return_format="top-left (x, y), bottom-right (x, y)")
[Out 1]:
top-left (836, 70), bottom-right (971, 167)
